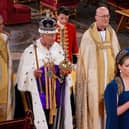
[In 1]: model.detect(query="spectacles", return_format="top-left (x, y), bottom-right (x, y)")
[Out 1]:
top-left (96, 15), bottom-right (110, 18)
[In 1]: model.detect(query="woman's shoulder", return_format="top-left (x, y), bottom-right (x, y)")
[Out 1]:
top-left (105, 79), bottom-right (118, 92)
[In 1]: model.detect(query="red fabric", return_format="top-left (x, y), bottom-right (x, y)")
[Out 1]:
top-left (40, 0), bottom-right (79, 10)
top-left (0, 0), bottom-right (31, 25)
top-left (56, 23), bottom-right (78, 62)
top-left (14, 4), bottom-right (31, 13)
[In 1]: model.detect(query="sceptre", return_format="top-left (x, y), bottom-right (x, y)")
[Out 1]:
top-left (33, 38), bottom-right (44, 93)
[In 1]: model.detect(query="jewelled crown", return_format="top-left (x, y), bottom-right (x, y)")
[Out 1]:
top-left (39, 12), bottom-right (57, 34)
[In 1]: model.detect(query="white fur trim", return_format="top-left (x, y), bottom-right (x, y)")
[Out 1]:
top-left (38, 28), bottom-right (57, 34)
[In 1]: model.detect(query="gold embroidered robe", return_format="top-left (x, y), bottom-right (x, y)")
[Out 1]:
top-left (75, 23), bottom-right (120, 129)
top-left (0, 33), bottom-right (13, 121)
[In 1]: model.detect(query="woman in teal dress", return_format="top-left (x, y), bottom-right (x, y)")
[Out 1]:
top-left (104, 48), bottom-right (129, 129)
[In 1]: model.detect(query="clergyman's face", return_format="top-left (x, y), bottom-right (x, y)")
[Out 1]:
top-left (95, 7), bottom-right (110, 29)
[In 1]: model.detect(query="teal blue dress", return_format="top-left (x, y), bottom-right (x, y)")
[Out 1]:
top-left (104, 78), bottom-right (129, 129)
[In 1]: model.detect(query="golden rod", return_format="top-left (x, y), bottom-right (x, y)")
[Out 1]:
top-left (33, 43), bottom-right (43, 93)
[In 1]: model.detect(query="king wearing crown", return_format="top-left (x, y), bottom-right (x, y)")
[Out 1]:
top-left (16, 14), bottom-right (73, 129)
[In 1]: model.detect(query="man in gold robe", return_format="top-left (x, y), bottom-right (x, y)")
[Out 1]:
top-left (75, 6), bottom-right (120, 129)
top-left (0, 15), bottom-right (14, 121)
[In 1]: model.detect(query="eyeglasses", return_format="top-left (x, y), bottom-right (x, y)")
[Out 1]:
top-left (96, 15), bottom-right (110, 18)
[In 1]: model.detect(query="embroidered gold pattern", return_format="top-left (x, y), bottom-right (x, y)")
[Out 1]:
top-left (57, 25), bottom-right (69, 60)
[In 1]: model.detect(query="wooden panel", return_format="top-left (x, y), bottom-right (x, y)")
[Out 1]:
top-left (107, 0), bottom-right (129, 9)
top-left (115, 9), bottom-right (129, 32)
top-left (0, 118), bottom-right (30, 129)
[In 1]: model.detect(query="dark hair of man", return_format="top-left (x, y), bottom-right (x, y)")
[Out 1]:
top-left (57, 6), bottom-right (70, 16)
